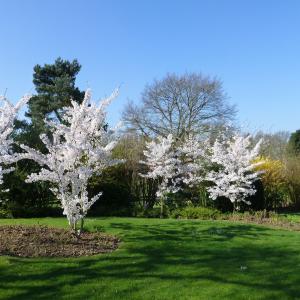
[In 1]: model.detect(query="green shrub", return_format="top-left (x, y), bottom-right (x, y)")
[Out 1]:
top-left (171, 206), bottom-right (221, 220)
top-left (6, 203), bottom-right (62, 218)
top-left (136, 207), bottom-right (170, 218)
top-left (88, 166), bottom-right (134, 217)
top-left (0, 208), bottom-right (12, 218)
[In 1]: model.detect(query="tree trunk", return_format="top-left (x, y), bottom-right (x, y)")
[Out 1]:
top-left (160, 198), bottom-right (164, 218)
top-left (71, 220), bottom-right (83, 239)
top-left (233, 201), bottom-right (237, 211)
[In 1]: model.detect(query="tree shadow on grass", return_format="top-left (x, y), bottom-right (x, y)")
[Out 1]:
top-left (0, 221), bottom-right (300, 299)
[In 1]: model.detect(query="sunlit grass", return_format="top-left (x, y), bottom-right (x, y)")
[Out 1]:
top-left (0, 217), bottom-right (300, 299)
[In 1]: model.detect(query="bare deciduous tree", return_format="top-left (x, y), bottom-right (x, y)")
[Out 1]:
top-left (123, 73), bottom-right (236, 140)
top-left (253, 131), bottom-right (290, 161)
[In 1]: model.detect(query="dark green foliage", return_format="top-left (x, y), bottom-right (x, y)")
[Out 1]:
top-left (135, 207), bottom-right (170, 218)
top-left (244, 180), bottom-right (265, 211)
top-left (0, 208), bottom-right (12, 218)
top-left (26, 57), bottom-right (84, 130)
top-left (12, 119), bottom-right (46, 152)
top-left (287, 130), bottom-right (300, 156)
top-left (171, 206), bottom-right (221, 219)
top-left (213, 196), bottom-right (234, 212)
top-left (1, 160), bottom-right (58, 217)
top-left (110, 134), bottom-right (158, 211)
top-left (87, 159), bottom-right (160, 217)
top-left (88, 166), bottom-right (134, 217)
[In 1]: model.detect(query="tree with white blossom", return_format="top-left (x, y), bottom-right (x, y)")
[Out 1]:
top-left (177, 135), bottom-right (209, 187)
top-left (20, 89), bottom-right (122, 235)
top-left (206, 134), bottom-right (262, 210)
top-left (0, 94), bottom-right (30, 189)
top-left (140, 134), bottom-right (210, 217)
top-left (140, 134), bottom-right (181, 217)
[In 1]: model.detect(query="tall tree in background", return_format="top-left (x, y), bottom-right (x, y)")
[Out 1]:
top-left (123, 73), bottom-right (236, 141)
top-left (26, 57), bottom-right (84, 130)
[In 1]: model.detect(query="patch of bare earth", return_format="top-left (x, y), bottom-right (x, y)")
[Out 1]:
top-left (0, 225), bottom-right (120, 257)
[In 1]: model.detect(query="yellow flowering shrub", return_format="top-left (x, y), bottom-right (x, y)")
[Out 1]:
top-left (254, 157), bottom-right (289, 209)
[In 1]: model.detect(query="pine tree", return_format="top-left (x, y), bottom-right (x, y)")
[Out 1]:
top-left (26, 57), bottom-right (84, 130)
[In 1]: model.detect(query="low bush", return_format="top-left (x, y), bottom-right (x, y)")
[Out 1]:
top-left (0, 208), bottom-right (12, 218)
top-left (7, 204), bottom-right (62, 218)
top-left (171, 206), bottom-right (221, 220)
top-left (136, 207), bottom-right (170, 218)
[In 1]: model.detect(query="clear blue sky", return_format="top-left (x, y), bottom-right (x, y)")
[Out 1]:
top-left (1, 0), bottom-right (300, 133)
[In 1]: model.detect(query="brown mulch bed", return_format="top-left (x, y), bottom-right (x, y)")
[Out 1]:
top-left (0, 225), bottom-right (120, 258)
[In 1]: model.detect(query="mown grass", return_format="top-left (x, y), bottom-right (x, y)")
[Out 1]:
top-left (0, 217), bottom-right (300, 299)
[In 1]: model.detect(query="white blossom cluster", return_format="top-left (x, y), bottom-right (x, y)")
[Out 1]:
top-left (177, 135), bottom-right (209, 187)
top-left (140, 134), bottom-right (181, 198)
top-left (206, 135), bottom-right (262, 208)
top-left (20, 89), bottom-right (122, 231)
top-left (141, 132), bottom-right (262, 209)
top-left (0, 95), bottom-right (29, 186)
top-left (140, 134), bottom-right (208, 199)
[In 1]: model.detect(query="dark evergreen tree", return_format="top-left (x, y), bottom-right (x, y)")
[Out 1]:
top-left (26, 57), bottom-right (84, 130)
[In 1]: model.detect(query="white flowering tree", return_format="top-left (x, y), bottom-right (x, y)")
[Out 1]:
top-left (140, 134), bottom-right (181, 217)
top-left (0, 94), bottom-right (30, 189)
top-left (206, 134), bottom-right (262, 210)
top-left (177, 135), bottom-right (209, 187)
top-left (20, 89), bottom-right (122, 235)
top-left (141, 134), bottom-right (211, 216)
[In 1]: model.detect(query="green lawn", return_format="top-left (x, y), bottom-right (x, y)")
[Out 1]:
top-left (1, 217), bottom-right (300, 300)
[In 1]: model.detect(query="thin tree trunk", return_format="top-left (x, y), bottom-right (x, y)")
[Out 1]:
top-left (79, 218), bottom-right (84, 234)
top-left (72, 222), bottom-right (78, 238)
top-left (233, 201), bottom-right (237, 211)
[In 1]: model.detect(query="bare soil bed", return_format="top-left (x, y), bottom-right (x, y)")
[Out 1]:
top-left (0, 225), bottom-right (120, 257)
